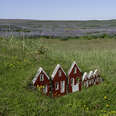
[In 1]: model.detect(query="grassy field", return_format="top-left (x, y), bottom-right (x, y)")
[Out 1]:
top-left (0, 37), bottom-right (116, 116)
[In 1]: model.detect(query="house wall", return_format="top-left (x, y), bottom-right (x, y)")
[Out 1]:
top-left (52, 68), bottom-right (67, 97)
top-left (34, 72), bottom-right (50, 96)
top-left (68, 65), bottom-right (82, 92)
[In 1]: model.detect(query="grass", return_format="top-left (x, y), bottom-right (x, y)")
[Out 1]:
top-left (0, 37), bottom-right (116, 116)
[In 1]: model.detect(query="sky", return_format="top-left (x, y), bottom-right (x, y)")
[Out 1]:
top-left (0, 0), bottom-right (116, 20)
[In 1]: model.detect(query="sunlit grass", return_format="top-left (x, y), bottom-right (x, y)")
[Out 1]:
top-left (0, 37), bottom-right (116, 116)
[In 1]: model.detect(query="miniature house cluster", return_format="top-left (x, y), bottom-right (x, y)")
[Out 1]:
top-left (82, 69), bottom-right (102, 88)
top-left (32, 61), bottom-right (102, 97)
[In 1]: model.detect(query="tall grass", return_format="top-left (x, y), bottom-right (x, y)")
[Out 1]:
top-left (0, 37), bottom-right (116, 116)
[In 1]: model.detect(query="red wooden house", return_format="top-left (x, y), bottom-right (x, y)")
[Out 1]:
top-left (68, 61), bottom-right (82, 93)
top-left (91, 71), bottom-right (95, 86)
top-left (93, 69), bottom-right (102, 85)
top-left (51, 64), bottom-right (67, 97)
top-left (32, 67), bottom-right (50, 96)
top-left (82, 72), bottom-right (89, 88)
top-left (88, 71), bottom-right (94, 87)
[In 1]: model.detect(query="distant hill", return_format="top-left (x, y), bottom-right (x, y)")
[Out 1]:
top-left (0, 19), bottom-right (116, 38)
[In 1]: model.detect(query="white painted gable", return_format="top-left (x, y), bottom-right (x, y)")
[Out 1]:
top-left (32, 67), bottom-right (50, 85)
top-left (51, 64), bottom-right (66, 80)
top-left (88, 71), bottom-right (94, 79)
top-left (68, 61), bottom-right (81, 76)
top-left (94, 69), bottom-right (99, 77)
top-left (82, 72), bottom-right (88, 81)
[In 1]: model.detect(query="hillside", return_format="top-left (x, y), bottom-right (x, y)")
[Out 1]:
top-left (0, 19), bottom-right (116, 38)
top-left (0, 37), bottom-right (116, 116)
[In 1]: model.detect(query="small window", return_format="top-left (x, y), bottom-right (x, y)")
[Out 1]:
top-left (55, 82), bottom-right (59, 90)
top-left (58, 70), bottom-right (62, 77)
top-left (40, 74), bottom-right (44, 81)
top-left (71, 78), bottom-right (74, 85)
top-left (76, 78), bottom-right (80, 83)
top-left (74, 67), bottom-right (77, 74)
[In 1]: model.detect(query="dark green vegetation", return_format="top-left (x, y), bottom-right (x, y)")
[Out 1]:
top-left (1, 19), bottom-right (116, 38)
top-left (0, 37), bottom-right (116, 116)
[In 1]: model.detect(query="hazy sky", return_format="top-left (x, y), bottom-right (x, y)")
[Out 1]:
top-left (0, 0), bottom-right (116, 20)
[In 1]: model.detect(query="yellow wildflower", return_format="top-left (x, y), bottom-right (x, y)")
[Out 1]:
top-left (86, 107), bottom-right (89, 111)
top-left (104, 110), bottom-right (106, 113)
top-left (111, 111), bottom-right (116, 114)
top-left (37, 85), bottom-right (39, 88)
top-left (84, 105), bottom-right (86, 108)
top-left (106, 104), bottom-right (110, 108)
top-left (42, 86), bottom-right (45, 88)
top-left (104, 96), bottom-right (107, 100)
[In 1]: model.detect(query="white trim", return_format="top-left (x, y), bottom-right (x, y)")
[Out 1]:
top-left (55, 82), bottom-right (59, 90)
top-left (72, 83), bottom-right (79, 92)
top-left (32, 67), bottom-right (50, 85)
top-left (58, 70), bottom-right (62, 77)
top-left (60, 81), bottom-right (65, 93)
top-left (82, 72), bottom-right (88, 81)
top-left (88, 71), bottom-right (94, 79)
top-left (71, 78), bottom-right (75, 86)
top-left (68, 61), bottom-right (81, 76)
top-left (94, 69), bottom-right (99, 77)
top-left (51, 64), bottom-right (66, 80)
top-left (40, 74), bottom-right (44, 81)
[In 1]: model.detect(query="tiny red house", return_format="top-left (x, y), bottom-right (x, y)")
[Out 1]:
top-left (68, 61), bottom-right (82, 93)
top-left (51, 64), bottom-right (67, 97)
top-left (32, 67), bottom-right (50, 96)
top-left (88, 71), bottom-right (94, 87)
top-left (82, 72), bottom-right (89, 88)
top-left (93, 69), bottom-right (102, 85)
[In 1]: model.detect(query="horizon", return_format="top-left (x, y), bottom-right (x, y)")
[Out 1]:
top-left (0, 18), bottom-right (116, 21)
top-left (0, 0), bottom-right (116, 20)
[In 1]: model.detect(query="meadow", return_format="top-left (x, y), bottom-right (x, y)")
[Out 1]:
top-left (0, 37), bottom-right (116, 116)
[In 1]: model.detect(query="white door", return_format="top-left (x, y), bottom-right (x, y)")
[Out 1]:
top-left (86, 81), bottom-right (89, 87)
top-left (60, 81), bottom-right (65, 93)
top-left (72, 84), bottom-right (79, 92)
top-left (71, 78), bottom-right (79, 92)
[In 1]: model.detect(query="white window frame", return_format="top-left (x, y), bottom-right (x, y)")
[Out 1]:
top-left (43, 85), bottom-right (47, 93)
top-left (40, 74), bottom-right (44, 81)
top-left (86, 81), bottom-right (88, 87)
top-left (71, 78), bottom-right (74, 86)
top-left (60, 81), bottom-right (65, 93)
top-left (58, 70), bottom-right (62, 77)
top-left (76, 77), bottom-right (80, 83)
top-left (55, 82), bottom-right (59, 90)
top-left (74, 67), bottom-right (77, 74)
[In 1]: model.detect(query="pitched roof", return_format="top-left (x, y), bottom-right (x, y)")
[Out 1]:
top-left (88, 71), bottom-right (94, 79)
top-left (82, 72), bottom-right (88, 81)
top-left (32, 67), bottom-right (50, 85)
top-left (94, 69), bottom-right (99, 77)
top-left (51, 64), bottom-right (66, 80)
top-left (68, 61), bottom-right (81, 75)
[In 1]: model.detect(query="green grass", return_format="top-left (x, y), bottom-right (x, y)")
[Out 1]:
top-left (0, 37), bottom-right (116, 116)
